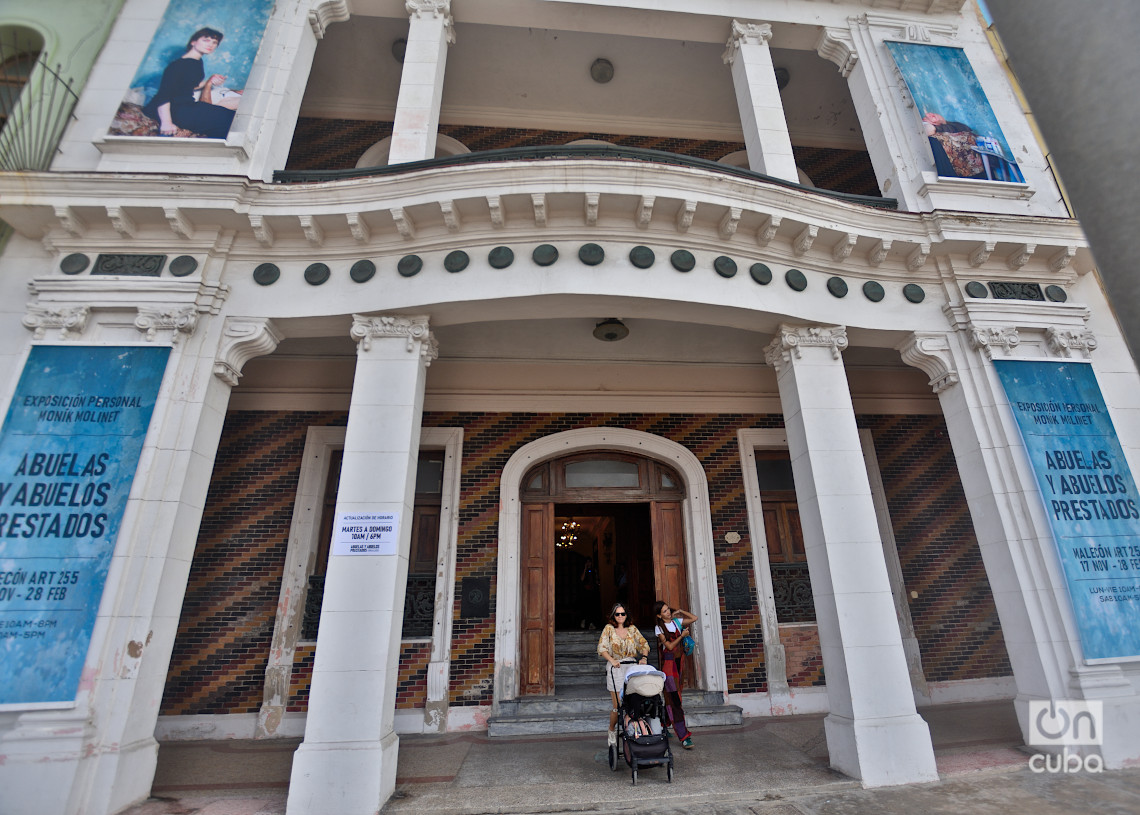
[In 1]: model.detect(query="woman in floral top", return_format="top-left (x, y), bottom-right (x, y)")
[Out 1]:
top-left (597, 602), bottom-right (649, 746)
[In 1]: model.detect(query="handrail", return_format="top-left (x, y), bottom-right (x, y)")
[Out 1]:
top-left (274, 144), bottom-right (898, 210)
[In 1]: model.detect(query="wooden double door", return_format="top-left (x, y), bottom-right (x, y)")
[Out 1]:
top-left (518, 453), bottom-right (689, 696)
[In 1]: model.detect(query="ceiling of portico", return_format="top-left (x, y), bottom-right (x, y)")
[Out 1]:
top-left (301, 15), bottom-right (865, 147)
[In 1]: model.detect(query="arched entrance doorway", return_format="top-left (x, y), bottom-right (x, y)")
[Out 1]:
top-left (494, 428), bottom-right (728, 708)
top-left (518, 453), bottom-right (688, 695)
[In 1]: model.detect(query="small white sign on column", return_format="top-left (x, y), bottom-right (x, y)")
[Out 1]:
top-left (332, 512), bottom-right (401, 556)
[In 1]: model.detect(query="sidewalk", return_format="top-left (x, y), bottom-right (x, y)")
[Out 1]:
top-left (122, 700), bottom-right (1140, 815)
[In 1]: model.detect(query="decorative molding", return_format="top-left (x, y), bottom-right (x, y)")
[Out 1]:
top-left (719, 207), bottom-right (742, 240)
top-left (346, 212), bottom-right (370, 244)
top-left (637, 196), bottom-right (654, 230)
top-left (164, 207), bottom-right (195, 240)
top-left (22, 304), bottom-right (89, 341)
top-left (723, 20), bottom-right (773, 64)
top-left (249, 215), bottom-right (274, 248)
top-left (107, 206), bottom-right (136, 239)
top-left (676, 200), bottom-right (697, 232)
top-left (906, 242), bottom-right (930, 271)
top-left (584, 192), bottom-right (599, 227)
top-left (792, 224), bottom-right (817, 257)
top-left (756, 214), bottom-right (781, 247)
top-left (350, 314), bottom-right (439, 365)
top-left (832, 232), bottom-right (857, 262)
top-left (1049, 245), bottom-right (1077, 272)
top-left (439, 200), bottom-right (461, 233)
top-left (134, 306), bottom-right (198, 343)
top-left (309, 0), bottom-right (350, 39)
top-left (816, 28), bottom-right (858, 78)
top-left (531, 193), bottom-right (547, 228)
top-left (968, 325), bottom-right (1020, 360)
top-left (868, 238), bottom-right (892, 267)
top-left (763, 324), bottom-right (848, 371)
top-left (1006, 243), bottom-right (1035, 270)
top-left (406, 0), bottom-right (456, 44)
top-left (859, 14), bottom-right (958, 42)
top-left (1046, 327), bottom-right (1098, 359)
top-left (298, 215), bottom-right (324, 247)
top-left (897, 333), bottom-right (959, 394)
top-left (391, 207), bottom-right (416, 239)
top-left (486, 195), bottom-right (504, 229)
top-left (54, 205), bottom-right (86, 237)
top-left (213, 317), bottom-right (284, 387)
top-left (969, 240), bottom-right (996, 268)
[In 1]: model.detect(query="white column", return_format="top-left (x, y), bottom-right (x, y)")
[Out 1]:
top-left (899, 325), bottom-right (1140, 768)
top-left (286, 315), bottom-right (436, 815)
top-left (722, 20), bottom-right (798, 183)
top-left (388, 0), bottom-right (455, 165)
top-left (0, 309), bottom-right (262, 815)
top-left (764, 325), bottom-right (938, 787)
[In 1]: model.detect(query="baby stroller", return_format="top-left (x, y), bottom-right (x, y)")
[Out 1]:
top-left (607, 661), bottom-right (674, 785)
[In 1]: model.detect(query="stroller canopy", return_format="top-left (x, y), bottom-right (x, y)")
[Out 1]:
top-left (621, 665), bottom-right (665, 700)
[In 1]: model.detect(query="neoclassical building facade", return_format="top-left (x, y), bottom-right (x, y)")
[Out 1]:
top-left (0, 2), bottom-right (1138, 814)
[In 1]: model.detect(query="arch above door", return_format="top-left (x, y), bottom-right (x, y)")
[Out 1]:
top-left (494, 427), bottom-right (727, 709)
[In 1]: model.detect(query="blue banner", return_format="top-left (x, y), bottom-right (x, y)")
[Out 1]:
top-left (993, 359), bottom-right (1140, 661)
top-left (0, 346), bottom-right (169, 705)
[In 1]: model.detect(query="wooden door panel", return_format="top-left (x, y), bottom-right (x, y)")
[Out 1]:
top-left (651, 500), bottom-right (694, 680)
top-left (520, 503), bottom-right (554, 695)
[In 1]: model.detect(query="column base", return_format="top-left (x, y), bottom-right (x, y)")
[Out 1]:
top-left (286, 731), bottom-right (399, 815)
top-left (824, 712), bottom-right (939, 787)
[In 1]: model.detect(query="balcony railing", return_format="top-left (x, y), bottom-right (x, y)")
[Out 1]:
top-left (274, 145), bottom-right (898, 211)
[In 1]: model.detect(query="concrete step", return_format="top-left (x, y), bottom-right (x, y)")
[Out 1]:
top-left (487, 690), bottom-right (744, 737)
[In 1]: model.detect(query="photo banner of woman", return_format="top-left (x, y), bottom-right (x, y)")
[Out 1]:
top-left (886, 42), bottom-right (1024, 183)
top-left (108, 0), bottom-right (274, 140)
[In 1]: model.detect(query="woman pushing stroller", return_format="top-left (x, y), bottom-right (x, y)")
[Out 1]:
top-left (597, 603), bottom-right (649, 747)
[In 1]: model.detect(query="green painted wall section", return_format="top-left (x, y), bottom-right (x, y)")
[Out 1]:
top-left (0, 0), bottom-right (126, 88)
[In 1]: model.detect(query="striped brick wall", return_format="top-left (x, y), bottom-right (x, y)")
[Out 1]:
top-left (162, 408), bottom-right (1007, 716)
top-left (780, 625), bottom-right (826, 688)
top-left (285, 120), bottom-right (880, 197)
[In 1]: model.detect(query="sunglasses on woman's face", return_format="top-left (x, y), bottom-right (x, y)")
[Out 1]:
top-left (614, 611), bottom-right (627, 617)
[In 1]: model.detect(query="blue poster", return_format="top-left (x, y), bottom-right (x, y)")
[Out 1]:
top-left (0, 346), bottom-right (169, 705)
top-left (994, 359), bottom-right (1140, 661)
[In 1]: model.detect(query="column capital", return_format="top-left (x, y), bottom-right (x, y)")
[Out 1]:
top-left (763, 324), bottom-right (848, 371)
top-left (213, 317), bottom-right (284, 387)
top-left (1045, 326), bottom-right (1098, 359)
top-left (968, 325), bottom-right (1020, 360)
top-left (351, 314), bottom-right (439, 365)
top-left (407, 0), bottom-right (455, 39)
top-left (897, 332), bottom-right (959, 394)
top-left (22, 304), bottom-right (89, 341)
top-left (723, 19), bottom-right (773, 64)
top-left (816, 27), bottom-right (858, 78)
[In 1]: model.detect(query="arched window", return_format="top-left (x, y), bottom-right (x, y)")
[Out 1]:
top-left (0, 27), bottom-right (43, 133)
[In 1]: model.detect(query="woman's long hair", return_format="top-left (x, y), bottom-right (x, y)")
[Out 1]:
top-left (608, 602), bottom-right (630, 627)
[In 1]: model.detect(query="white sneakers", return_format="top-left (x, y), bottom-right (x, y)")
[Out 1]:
top-left (607, 728), bottom-right (617, 746)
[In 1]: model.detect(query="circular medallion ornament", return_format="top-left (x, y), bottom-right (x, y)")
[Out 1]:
top-left (629, 246), bottom-right (655, 269)
top-left (785, 269), bottom-right (807, 291)
top-left (304, 263), bottom-right (331, 285)
top-left (253, 263), bottom-right (280, 286)
top-left (579, 243), bottom-right (604, 266)
top-left (397, 255), bottom-right (423, 277)
top-left (903, 283), bottom-right (926, 303)
top-left (1045, 285), bottom-right (1068, 303)
top-left (965, 281), bottom-right (989, 299)
top-left (60, 253), bottom-right (90, 275)
top-left (444, 251), bottom-right (469, 273)
top-left (532, 245), bottom-right (558, 267)
top-left (488, 246), bottom-right (514, 269)
top-left (749, 263), bottom-right (772, 285)
top-left (169, 255), bottom-right (198, 277)
top-left (670, 250), bottom-right (695, 272)
top-left (714, 256), bottom-right (738, 278)
top-left (862, 281), bottom-right (885, 302)
top-left (826, 276), bottom-right (848, 298)
top-left (350, 259), bottom-right (376, 283)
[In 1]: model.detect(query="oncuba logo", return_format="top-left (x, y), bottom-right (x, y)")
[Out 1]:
top-left (1027, 700), bottom-right (1104, 773)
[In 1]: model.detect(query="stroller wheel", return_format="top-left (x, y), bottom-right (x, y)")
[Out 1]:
top-left (667, 763), bottom-right (674, 783)
top-left (608, 743), bottom-right (618, 771)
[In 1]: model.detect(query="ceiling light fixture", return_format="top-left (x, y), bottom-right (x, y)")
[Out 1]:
top-left (590, 58), bottom-right (614, 83)
top-left (593, 318), bottom-right (629, 342)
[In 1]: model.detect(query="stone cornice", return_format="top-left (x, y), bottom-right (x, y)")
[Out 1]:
top-left (0, 165), bottom-right (1093, 281)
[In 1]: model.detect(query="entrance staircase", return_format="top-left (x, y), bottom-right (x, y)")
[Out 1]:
top-left (487, 630), bottom-right (744, 736)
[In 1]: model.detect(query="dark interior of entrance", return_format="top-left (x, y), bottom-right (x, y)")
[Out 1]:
top-left (554, 502), bottom-right (654, 634)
